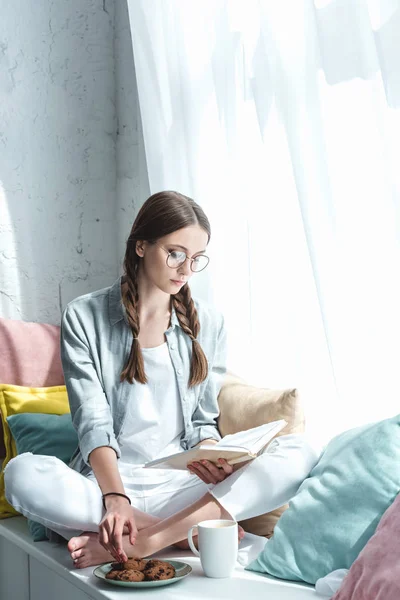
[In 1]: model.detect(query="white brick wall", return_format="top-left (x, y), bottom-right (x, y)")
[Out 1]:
top-left (0, 0), bottom-right (147, 324)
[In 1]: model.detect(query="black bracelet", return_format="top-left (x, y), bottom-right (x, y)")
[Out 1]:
top-left (102, 492), bottom-right (132, 510)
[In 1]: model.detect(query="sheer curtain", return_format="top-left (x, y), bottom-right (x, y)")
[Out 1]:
top-left (127, 0), bottom-right (400, 447)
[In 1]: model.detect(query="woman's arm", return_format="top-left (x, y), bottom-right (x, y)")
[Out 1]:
top-left (89, 446), bottom-right (137, 561)
top-left (187, 314), bottom-right (234, 483)
top-left (89, 446), bottom-right (126, 495)
top-left (61, 306), bottom-right (135, 561)
top-left (186, 313), bottom-right (228, 448)
top-left (60, 305), bottom-right (120, 465)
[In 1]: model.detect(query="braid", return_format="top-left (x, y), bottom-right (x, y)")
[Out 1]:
top-left (120, 262), bottom-right (147, 384)
top-left (173, 284), bottom-right (208, 387)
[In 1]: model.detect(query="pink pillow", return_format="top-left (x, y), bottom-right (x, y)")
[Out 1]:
top-left (333, 493), bottom-right (400, 600)
top-left (0, 318), bottom-right (64, 457)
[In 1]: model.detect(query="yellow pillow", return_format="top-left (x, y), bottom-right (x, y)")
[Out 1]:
top-left (0, 384), bottom-right (70, 518)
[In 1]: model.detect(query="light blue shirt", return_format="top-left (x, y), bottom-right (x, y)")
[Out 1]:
top-left (60, 277), bottom-right (227, 475)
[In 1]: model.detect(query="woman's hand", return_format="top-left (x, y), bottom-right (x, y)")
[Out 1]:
top-left (188, 457), bottom-right (233, 484)
top-left (188, 439), bottom-right (234, 484)
top-left (99, 496), bottom-right (137, 562)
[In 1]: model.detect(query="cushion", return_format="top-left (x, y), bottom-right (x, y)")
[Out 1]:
top-left (246, 414), bottom-right (400, 584)
top-left (218, 372), bottom-right (305, 537)
top-left (0, 384), bottom-right (70, 518)
top-left (6, 412), bottom-right (78, 541)
top-left (332, 492), bottom-right (400, 600)
top-left (0, 317), bottom-right (64, 458)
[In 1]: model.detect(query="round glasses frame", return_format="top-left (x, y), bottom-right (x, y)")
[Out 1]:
top-left (155, 242), bottom-right (210, 273)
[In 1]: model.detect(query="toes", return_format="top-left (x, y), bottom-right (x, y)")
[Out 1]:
top-left (68, 536), bottom-right (81, 552)
top-left (68, 540), bottom-right (76, 552)
top-left (71, 549), bottom-right (84, 560)
top-left (73, 557), bottom-right (87, 569)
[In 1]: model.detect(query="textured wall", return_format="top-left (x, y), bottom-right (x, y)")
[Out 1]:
top-left (115, 0), bottom-right (149, 269)
top-left (0, 0), bottom-right (146, 325)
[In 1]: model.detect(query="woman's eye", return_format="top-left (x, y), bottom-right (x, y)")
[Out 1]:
top-left (170, 251), bottom-right (184, 260)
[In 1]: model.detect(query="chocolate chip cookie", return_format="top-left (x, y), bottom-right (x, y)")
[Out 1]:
top-left (122, 558), bottom-right (147, 571)
top-left (115, 569), bottom-right (145, 582)
top-left (105, 569), bottom-right (121, 580)
top-left (144, 562), bottom-right (176, 581)
top-left (143, 559), bottom-right (172, 570)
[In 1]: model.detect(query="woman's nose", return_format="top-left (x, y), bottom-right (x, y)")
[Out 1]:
top-left (178, 258), bottom-right (191, 277)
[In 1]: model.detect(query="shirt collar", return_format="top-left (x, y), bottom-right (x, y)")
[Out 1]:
top-left (108, 276), bottom-right (180, 330)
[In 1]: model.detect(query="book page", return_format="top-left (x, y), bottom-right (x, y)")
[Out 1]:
top-left (214, 419), bottom-right (287, 454)
top-left (144, 446), bottom-right (254, 470)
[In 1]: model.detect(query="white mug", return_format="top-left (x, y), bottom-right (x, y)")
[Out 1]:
top-left (187, 519), bottom-right (238, 578)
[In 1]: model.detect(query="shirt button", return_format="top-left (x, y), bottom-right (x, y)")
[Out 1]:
top-left (170, 344), bottom-right (175, 350)
top-left (177, 369), bottom-right (182, 375)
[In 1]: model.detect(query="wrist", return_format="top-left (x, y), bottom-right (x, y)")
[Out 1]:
top-left (104, 496), bottom-right (129, 507)
top-left (198, 438), bottom-right (218, 446)
top-left (102, 492), bottom-right (131, 510)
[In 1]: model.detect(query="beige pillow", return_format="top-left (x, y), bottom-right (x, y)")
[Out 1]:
top-left (217, 372), bottom-right (305, 538)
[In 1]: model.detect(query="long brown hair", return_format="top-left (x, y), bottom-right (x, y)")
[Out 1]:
top-left (121, 190), bottom-right (210, 387)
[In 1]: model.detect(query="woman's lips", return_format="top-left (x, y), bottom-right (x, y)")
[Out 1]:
top-left (170, 279), bottom-right (185, 286)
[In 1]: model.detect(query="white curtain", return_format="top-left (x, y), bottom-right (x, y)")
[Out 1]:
top-left (127, 0), bottom-right (400, 448)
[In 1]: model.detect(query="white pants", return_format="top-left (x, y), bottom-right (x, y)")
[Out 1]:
top-left (5, 434), bottom-right (319, 545)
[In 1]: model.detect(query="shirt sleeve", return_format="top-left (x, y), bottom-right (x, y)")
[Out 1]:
top-left (60, 304), bottom-right (121, 466)
top-left (186, 312), bottom-right (227, 448)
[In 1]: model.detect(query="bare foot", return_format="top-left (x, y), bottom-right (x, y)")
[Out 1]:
top-left (68, 529), bottom-right (156, 569)
top-left (175, 525), bottom-right (246, 550)
top-left (68, 533), bottom-right (113, 569)
top-left (67, 511), bottom-right (163, 569)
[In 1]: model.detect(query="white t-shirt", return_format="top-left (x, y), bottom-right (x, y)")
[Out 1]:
top-left (116, 342), bottom-right (196, 495)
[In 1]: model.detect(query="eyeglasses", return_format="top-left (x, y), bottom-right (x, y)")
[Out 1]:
top-left (155, 242), bottom-right (210, 273)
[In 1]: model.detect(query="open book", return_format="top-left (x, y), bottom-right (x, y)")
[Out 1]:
top-left (144, 419), bottom-right (287, 470)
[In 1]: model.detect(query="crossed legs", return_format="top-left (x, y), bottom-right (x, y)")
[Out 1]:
top-left (69, 491), bottom-right (235, 568)
top-left (5, 435), bottom-right (320, 569)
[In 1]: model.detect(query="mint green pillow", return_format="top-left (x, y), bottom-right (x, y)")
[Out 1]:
top-left (246, 414), bottom-right (400, 584)
top-left (6, 413), bottom-right (78, 542)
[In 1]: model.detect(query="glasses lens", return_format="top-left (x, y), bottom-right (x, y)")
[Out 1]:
top-left (192, 255), bottom-right (209, 272)
top-left (166, 250), bottom-right (209, 272)
top-left (167, 251), bottom-right (186, 268)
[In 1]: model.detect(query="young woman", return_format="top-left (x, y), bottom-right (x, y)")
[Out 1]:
top-left (5, 191), bottom-right (319, 569)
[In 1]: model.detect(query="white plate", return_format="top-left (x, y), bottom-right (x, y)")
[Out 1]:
top-left (93, 559), bottom-right (192, 588)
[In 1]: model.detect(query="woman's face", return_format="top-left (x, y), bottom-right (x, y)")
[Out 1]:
top-left (136, 225), bottom-right (209, 294)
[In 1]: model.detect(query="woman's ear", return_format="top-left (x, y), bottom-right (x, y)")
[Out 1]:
top-left (135, 241), bottom-right (145, 257)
